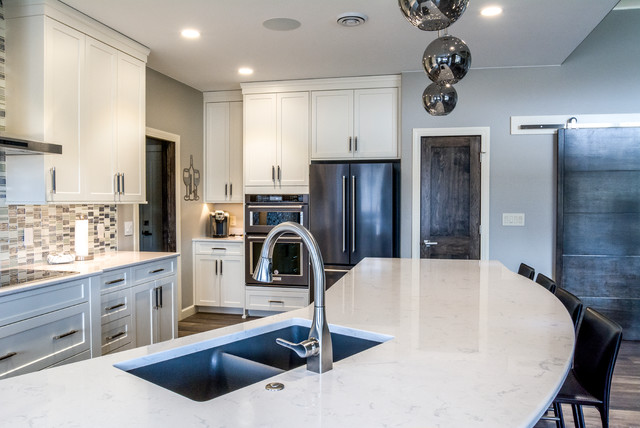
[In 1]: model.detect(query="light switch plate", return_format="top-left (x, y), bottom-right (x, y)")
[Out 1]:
top-left (97, 223), bottom-right (105, 240)
top-left (124, 221), bottom-right (134, 236)
top-left (502, 213), bottom-right (525, 226)
top-left (230, 215), bottom-right (237, 226)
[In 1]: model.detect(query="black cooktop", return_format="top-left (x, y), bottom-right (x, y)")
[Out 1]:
top-left (0, 269), bottom-right (78, 288)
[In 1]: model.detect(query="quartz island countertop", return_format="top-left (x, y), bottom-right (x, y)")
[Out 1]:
top-left (0, 258), bottom-right (574, 427)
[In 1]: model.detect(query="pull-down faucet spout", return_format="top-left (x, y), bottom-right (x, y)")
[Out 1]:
top-left (252, 222), bottom-right (333, 373)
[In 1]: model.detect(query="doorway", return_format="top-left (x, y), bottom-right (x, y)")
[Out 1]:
top-left (139, 136), bottom-right (176, 252)
top-left (411, 127), bottom-right (490, 259)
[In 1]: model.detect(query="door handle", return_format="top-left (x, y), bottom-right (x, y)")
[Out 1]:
top-left (342, 175), bottom-right (346, 253)
top-left (352, 175), bottom-right (356, 253)
top-left (277, 165), bottom-right (281, 182)
top-left (348, 136), bottom-right (352, 152)
top-left (423, 240), bottom-right (438, 248)
top-left (51, 167), bottom-right (56, 194)
top-left (215, 259), bottom-right (218, 275)
top-left (230, 183), bottom-right (232, 197)
top-left (115, 173), bottom-right (121, 195)
top-left (220, 260), bottom-right (223, 275)
top-left (272, 165), bottom-right (275, 181)
top-left (354, 136), bottom-right (358, 152)
top-left (121, 173), bottom-right (125, 195)
top-left (225, 183), bottom-right (228, 196)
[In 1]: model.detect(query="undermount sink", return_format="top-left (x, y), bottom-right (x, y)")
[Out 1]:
top-left (114, 319), bottom-right (391, 402)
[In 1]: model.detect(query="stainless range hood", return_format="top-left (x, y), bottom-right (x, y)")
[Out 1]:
top-left (0, 135), bottom-right (62, 155)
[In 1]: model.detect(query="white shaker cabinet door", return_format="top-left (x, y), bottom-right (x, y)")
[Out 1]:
top-left (204, 102), bottom-right (230, 202)
top-left (116, 52), bottom-right (146, 203)
top-left (353, 88), bottom-right (398, 159)
top-left (311, 90), bottom-right (353, 159)
top-left (82, 36), bottom-right (118, 202)
top-left (219, 255), bottom-right (244, 308)
top-left (228, 101), bottom-right (244, 202)
top-left (43, 19), bottom-right (84, 202)
top-left (244, 94), bottom-right (278, 187)
top-left (194, 256), bottom-right (221, 307)
top-left (277, 92), bottom-right (309, 188)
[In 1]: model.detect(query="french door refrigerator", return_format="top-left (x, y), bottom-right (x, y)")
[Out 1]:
top-left (309, 162), bottom-right (397, 276)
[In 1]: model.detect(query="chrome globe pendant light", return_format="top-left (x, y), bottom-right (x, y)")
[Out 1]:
top-left (398, 0), bottom-right (472, 116)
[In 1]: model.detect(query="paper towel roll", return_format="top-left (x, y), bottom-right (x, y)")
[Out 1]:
top-left (75, 216), bottom-right (90, 260)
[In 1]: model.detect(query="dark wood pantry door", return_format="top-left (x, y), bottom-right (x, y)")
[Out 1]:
top-left (420, 135), bottom-right (481, 259)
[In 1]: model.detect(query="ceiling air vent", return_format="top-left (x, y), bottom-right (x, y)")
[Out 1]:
top-left (337, 13), bottom-right (368, 27)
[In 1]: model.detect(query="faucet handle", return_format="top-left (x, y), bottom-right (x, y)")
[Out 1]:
top-left (276, 337), bottom-right (319, 358)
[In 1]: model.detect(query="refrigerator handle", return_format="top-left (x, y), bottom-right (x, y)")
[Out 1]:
top-left (342, 175), bottom-right (346, 253)
top-left (352, 175), bottom-right (356, 253)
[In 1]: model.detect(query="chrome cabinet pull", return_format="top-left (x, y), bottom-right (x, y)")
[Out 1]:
top-left (154, 287), bottom-right (162, 309)
top-left (149, 268), bottom-right (165, 274)
top-left (212, 247), bottom-right (227, 251)
top-left (230, 183), bottom-right (233, 197)
top-left (121, 173), bottom-right (125, 194)
top-left (105, 278), bottom-right (125, 285)
top-left (53, 329), bottom-right (79, 340)
top-left (215, 259), bottom-right (218, 275)
top-left (159, 286), bottom-right (163, 308)
top-left (105, 303), bottom-right (125, 311)
top-left (220, 260), bottom-right (223, 275)
top-left (342, 175), bottom-right (346, 253)
top-left (225, 183), bottom-right (228, 196)
top-left (348, 137), bottom-right (352, 152)
top-left (268, 300), bottom-right (285, 304)
top-left (51, 167), bottom-right (56, 194)
top-left (0, 352), bottom-right (17, 361)
top-left (106, 331), bottom-right (126, 341)
top-left (352, 175), bottom-right (356, 253)
top-left (277, 165), bottom-right (281, 182)
top-left (354, 136), bottom-right (358, 152)
top-left (115, 173), bottom-right (121, 195)
top-left (272, 165), bottom-right (275, 181)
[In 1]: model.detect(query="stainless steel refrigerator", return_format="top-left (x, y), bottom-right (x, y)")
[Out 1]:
top-left (309, 162), bottom-right (398, 285)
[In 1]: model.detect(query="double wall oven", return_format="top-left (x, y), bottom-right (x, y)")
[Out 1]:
top-left (244, 194), bottom-right (309, 289)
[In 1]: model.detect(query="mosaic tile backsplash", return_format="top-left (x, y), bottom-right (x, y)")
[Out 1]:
top-left (0, 202), bottom-right (117, 269)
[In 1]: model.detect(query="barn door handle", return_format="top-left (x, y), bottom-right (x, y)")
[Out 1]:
top-left (423, 240), bottom-right (438, 247)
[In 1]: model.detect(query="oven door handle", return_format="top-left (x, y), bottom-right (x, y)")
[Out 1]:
top-left (246, 205), bottom-right (305, 210)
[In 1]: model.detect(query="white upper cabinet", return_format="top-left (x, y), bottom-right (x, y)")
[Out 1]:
top-left (243, 92), bottom-right (309, 193)
top-left (4, 0), bottom-right (149, 204)
top-left (204, 98), bottom-right (243, 203)
top-left (312, 87), bottom-right (398, 160)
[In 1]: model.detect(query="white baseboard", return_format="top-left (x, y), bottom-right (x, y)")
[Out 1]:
top-left (179, 305), bottom-right (197, 320)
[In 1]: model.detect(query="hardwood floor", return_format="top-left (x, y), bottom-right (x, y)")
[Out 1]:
top-left (179, 314), bottom-right (639, 427)
top-left (178, 312), bottom-right (261, 338)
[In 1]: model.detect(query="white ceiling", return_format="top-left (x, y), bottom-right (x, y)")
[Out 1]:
top-left (61, 0), bottom-right (622, 92)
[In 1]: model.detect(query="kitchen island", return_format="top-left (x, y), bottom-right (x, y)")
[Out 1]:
top-left (0, 259), bottom-right (574, 427)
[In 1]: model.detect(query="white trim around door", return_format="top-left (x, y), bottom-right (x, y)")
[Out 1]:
top-left (411, 127), bottom-right (490, 259)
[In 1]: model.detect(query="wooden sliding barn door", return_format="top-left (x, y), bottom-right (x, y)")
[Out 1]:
top-left (557, 127), bottom-right (640, 339)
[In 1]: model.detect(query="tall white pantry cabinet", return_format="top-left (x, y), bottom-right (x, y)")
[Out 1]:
top-left (4, 0), bottom-right (148, 204)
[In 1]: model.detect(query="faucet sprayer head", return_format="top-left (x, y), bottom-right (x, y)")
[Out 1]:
top-left (253, 256), bottom-right (273, 283)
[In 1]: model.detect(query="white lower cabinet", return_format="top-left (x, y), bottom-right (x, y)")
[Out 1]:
top-left (132, 275), bottom-right (175, 347)
top-left (100, 256), bottom-right (177, 353)
top-left (245, 286), bottom-right (309, 312)
top-left (193, 240), bottom-right (244, 310)
top-left (0, 301), bottom-right (91, 380)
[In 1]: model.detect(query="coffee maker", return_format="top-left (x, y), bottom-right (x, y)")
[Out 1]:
top-left (209, 210), bottom-right (229, 238)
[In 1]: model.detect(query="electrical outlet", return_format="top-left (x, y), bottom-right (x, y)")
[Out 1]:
top-left (124, 221), bottom-right (134, 236)
top-left (24, 228), bottom-right (34, 246)
top-left (502, 213), bottom-right (525, 226)
top-left (230, 215), bottom-right (237, 226)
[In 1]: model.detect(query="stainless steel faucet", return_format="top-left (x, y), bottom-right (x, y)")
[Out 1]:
top-left (252, 222), bottom-right (333, 373)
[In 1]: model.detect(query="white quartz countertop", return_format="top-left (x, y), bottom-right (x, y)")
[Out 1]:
top-left (0, 259), bottom-right (574, 427)
top-left (0, 251), bottom-right (179, 297)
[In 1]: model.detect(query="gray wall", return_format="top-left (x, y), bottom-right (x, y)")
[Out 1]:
top-left (400, 9), bottom-right (640, 276)
top-left (146, 68), bottom-right (205, 311)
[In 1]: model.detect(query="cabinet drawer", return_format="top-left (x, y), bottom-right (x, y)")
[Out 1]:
top-left (245, 287), bottom-right (309, 312)
top-left (132, 258), bottom-right (175, 284)
top-left (100, 288), bottom-right (132, 325)
top-left (100, 268), bottom-right (130, 293)
top-left (195, 241), bottom-right (243, 255)
top-left (101, 315), bottom-right (132, 355)
top-left (0, 302), bottom-right (90, 380)
top-left (0, 278), bottom-right (89, 327)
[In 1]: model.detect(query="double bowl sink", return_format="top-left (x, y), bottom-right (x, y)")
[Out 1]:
top-left (115, 319), bottom-right (391, 402)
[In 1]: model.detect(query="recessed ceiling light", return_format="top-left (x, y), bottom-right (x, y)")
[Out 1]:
top-left (263, 18), bottom-right (301, 31)
top-left (337, 12), bottom-right (368, 27)
top-left (181, 29), bottom-right (200, 39)
top-left (481, 6), bottom-right (503, 17)
top-left (238, 67), bottom-right (254, 75)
